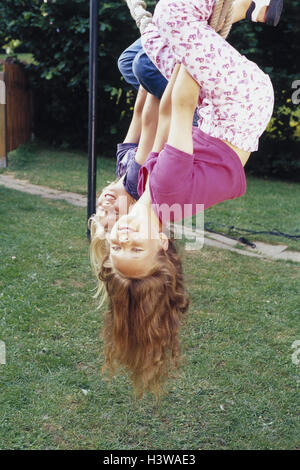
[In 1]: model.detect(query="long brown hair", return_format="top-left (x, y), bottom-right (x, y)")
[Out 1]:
top-left (96, 240), bottom-right (189, 397)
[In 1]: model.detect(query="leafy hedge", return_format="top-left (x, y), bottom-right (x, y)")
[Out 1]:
top-left (0, 0), bottom-right (143, 151)
top-left (0, 0), bottom-right (299, 178)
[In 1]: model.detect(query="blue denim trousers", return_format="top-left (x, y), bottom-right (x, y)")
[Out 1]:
top-left (117, 38), bottom-right (168, 100)
top-left (118, 39), bottom-right (199, 125)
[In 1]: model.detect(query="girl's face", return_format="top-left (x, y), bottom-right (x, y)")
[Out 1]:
top-left (109, 203), bottom-right (169, 278)
top-left (97, 180), bottom-right (133, 232)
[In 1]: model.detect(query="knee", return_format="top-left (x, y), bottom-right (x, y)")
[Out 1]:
top-left (118, 52), bottom-right (138, 88)
top-left (132, 53), bottom-right (145, 82)
top-left (117, 51), bottom-right (127, 75)
top-left (133, 52), bottom-right (167, 100)
top-left (132, 52), bottom-right (154, 93)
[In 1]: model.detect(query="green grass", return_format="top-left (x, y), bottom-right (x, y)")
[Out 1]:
top-left (203, 176), bottom-right (300, 252)
top-left (2, 141), bottom-right (300, 252)
top-left (2, 142), bottom-right (116, 195)
top-left (0, 186), bottom-right (299, 450)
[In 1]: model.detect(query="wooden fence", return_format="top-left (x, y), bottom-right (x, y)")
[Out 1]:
top-left (0, 70), bottom-right (7, 167)
top-left (0, 61), bottom-right (32, 168)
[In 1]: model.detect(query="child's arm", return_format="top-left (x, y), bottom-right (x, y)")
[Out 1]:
top-left (146, 66), bottom-right (200, 194)
top-left (151, 63), bottom-right (181, 154)
top-left (134, 93), bottom-right (159, 165)
top-left (123, 85), bottom-right (147, 144)
top-left (137, 66), bottom-right (200, 198)
top-left (117, 86), bottom-right (147, 178)
top-left (167, 65), bottom-right (200, 155)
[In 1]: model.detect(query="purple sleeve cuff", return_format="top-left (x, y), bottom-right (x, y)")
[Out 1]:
top-left (123, 159), bottom-right (142, 200)
top-left (116, 142), bottom-right (138, 178)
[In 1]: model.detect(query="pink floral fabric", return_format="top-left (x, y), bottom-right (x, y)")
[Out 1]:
top-left (141, 0), bottom-right (274, 152)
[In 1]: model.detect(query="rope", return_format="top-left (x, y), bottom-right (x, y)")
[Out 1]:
top-left (125, 0), bottom-right (152, 33)
top-left (204, 222), bottom-right (300, 249)
top-left (208, 0), bottom-right (235, 39)
top-left (125, 0), bottom-right (234, 38)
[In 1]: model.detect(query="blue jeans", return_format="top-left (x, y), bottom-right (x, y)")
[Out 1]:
top-left (118, 39), bottom-right (199, 125)
top-left (117, 38), bottom-right (168, 100)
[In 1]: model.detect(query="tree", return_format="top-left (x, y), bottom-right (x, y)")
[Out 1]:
top-left (0, 0), bottom-right (141, 150)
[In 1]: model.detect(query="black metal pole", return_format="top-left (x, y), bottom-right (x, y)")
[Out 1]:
top-left (87, 0), bottom-right (99, 239)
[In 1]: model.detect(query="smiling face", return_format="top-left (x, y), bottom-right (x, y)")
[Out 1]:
top-left (96, 179), bottom-right (134, 232)
top-left (109, 203), bottom-right (169, 278)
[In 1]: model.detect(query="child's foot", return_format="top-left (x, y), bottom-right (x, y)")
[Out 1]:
top-left (246, 0), bottom-right (283, 26)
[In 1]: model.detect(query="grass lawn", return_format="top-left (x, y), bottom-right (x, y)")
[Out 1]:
top-left (2, 141), bottom-right (300, 252)
top-left (0, 184), bottom-right (299, 450)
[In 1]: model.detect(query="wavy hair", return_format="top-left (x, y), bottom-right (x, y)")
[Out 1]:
top-left (89, 210), bottom-right (110, 304)
top-left (96, 240), bottom-right (189, 398)
top-left (89, 185), bottom-right (136, 300)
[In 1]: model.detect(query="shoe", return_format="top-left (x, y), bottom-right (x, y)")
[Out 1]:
top-left (246, 0), bottom-right (283, 26)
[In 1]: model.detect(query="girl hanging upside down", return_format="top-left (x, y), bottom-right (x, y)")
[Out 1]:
top-left (90, 0), bottom-right (282, 397)
top-left (94, 0), bottom-right (283, 240)
top-left (95, 86), bottom-right (159, 234)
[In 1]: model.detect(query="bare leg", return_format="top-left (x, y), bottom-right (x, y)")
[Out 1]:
top-left (151, 64), bottom-right (181, 154)
top-left (134, 93), bottom-right (160, 165)
top-left (167, 65), bottom-right (200, 155)
top-left (232, 0), bottom-right (267, 23)
top-left (123, 86), bottom-right (147, 143)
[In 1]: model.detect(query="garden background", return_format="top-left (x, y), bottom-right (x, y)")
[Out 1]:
top-left (0, 0), bottom-right (299, 178)
top-left (0, 0), bottom-right (299, 451)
